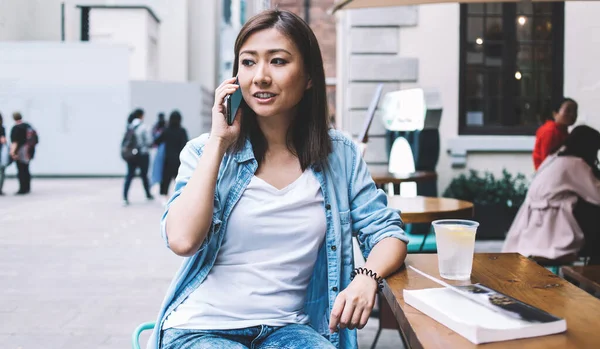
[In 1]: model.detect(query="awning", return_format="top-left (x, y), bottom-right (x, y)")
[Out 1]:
top-left (332, 0), bottom-right (571, 13)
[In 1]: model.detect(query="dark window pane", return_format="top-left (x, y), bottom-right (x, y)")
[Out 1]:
top-left (484, 18), bottom-right (504, 64)
top-left (533, 3), bottom-right (553, 15)
top-left (486, 69), bottom-right (503, 98)
top-left (485, 17), bottom-right (503, 42)
top-left (534, 17), bottom-right (553, 40)
top-left (467, 17), bottom-right (484, 42)
top-left (467, 4), bottom-right (484, 14)
top-left (534, 44), bottom-right (553, 70)
top-left (515, 98), bottom-right (535, 126)
top-left (466, 43), bottom-right (484, 64)
top-left (516, 70), bottom-right (535, 98)
top-left (517, 44), bottom-right (533, 71)
top-left (539, 97), bottom-right (553, 121)
top-left (517, 2), bottom-right (533, 15)
top-left (486, 3), bottom-right (502, 15)
top-left (539, 70), bottom-right (553, 99)
top-left (459, 3), bottom-right (562, 135)
top-left (516, 16), bottom-right (532, 42)
top-left (466, 98), bottom-right (484, 126)
top-left (485, 43), bottom-right (503, 67)
top-left (485, 97), bottom-right (503, 126)
top-left (516, 98), bottom-right (544, 126)
top-left (465, 68), bottom-right (484, 98)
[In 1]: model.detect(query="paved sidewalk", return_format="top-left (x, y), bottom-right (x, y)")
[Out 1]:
top-left (0, 178), bottom-right (404, 349)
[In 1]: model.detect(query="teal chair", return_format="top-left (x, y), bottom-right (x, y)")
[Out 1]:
top-left (132, 322), bottom-right (155, 349)
top-left (405, 226), bottom-right (437, 253)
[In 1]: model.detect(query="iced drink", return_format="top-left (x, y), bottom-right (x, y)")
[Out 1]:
top-left (432, 219), bottom-right (479, 280)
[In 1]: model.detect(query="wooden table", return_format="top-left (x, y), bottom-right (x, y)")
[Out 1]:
top-left (382, 253), bottom-right (600, 349)
top-left (562, 265), bottom-right (600, 295)
top-left (387, 195), bottom-right (474, 224)
top-left (371, 171), bottom-right (437, 187)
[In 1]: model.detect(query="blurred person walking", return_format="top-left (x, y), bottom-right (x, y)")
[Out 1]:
top-left (153, 110), bottom-right (188, 203)
top-left (0, 113), bottom-right (7, 195)
top-left (9, 112), bottom-right (38, 195)
top-left (121, 108), bottom-right (154, 206)
top-left (151, 112), bottom-right (167, 189)
top-left (152, 112), bottom-right (167, 140)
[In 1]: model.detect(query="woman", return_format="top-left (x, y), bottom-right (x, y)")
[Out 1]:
top-left (151, 112), bottom-right (168, 189)
top-left (148, 10), bottom-right (408, 349)
top-left (122, 108), bottom-right (154, 205)
top-left (0, 112), bottom-right (7, 195)
top-left (152, 113), bottom-right (167, 141)
top-left (503, 125), bottom-right (600, 262)
top-left (153, 110), bottom-right (188, 202)
top-left (532, 98), bottom-right (578, 170)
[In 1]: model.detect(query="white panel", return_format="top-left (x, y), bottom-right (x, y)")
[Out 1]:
top-left (349, 56), bottom-right (418, 81)
top-left (346, 82), bottom-right (400, 109)
top-left (0, 42), bottom-right (130, 176)
top-left (90, 8), bottom-right (148, 80)
top-left (348, 6), bottom-right (418, 27)
top-left (130, 81), bottom-right (204, 139)
top-left (156, 0), bottom-right (189, 82)
top-left (348, 109), bottom-right (387, 136)
top-left (188, 0), bottom-right (218, 87)
top-left (366, 163), bottom-right (389, 173)
top-left (564, 2), bottom-right (600, 132)
top-left (350, 28), bottom-right (399, 53)
top-left (362, 137), bottom-right (388, 163)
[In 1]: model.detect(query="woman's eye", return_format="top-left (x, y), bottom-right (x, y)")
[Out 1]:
top-left (271, 58), bottom-right (287, 65)
top-left (241, 59), bottom-right (255, 66)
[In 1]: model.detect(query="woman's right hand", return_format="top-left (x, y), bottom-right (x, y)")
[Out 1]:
top-left (211, 77), bottom-right (242, 148)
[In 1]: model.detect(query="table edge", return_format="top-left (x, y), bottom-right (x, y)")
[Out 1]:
top-left (381, 276), bottom-right (424, 349)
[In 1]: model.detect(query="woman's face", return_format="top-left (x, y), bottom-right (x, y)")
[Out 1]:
top-left (555, 101), bottom-right (578, 126)
top-left (237, 28), bottom-right (311, 120)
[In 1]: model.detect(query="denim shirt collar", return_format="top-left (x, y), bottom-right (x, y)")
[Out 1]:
top-left (232, 137), bottom-right (255, 163)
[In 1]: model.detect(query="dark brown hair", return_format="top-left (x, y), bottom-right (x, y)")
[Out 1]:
top-left (231, 9), bottom-right (331, 170)
top-left (13, 112), bottom-right (22, 121)
top-left (558, 125), bottom-right (600, 170)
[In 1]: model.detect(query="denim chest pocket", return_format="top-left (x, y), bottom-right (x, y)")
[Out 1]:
top-left (339, 209), bottom-right (351, 226)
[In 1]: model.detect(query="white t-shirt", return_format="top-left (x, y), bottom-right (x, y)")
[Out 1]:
top-left (163, 169), bottom-right (327, 330)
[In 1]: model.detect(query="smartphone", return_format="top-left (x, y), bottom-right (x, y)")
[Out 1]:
top-left (225, 78), bottom-right (243, 126)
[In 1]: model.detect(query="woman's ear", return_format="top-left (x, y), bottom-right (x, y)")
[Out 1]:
top-left (306, 77), bottom-right (312, 90)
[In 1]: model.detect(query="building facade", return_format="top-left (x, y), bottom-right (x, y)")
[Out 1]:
top-left (336, 2), bottom-right (600, 192)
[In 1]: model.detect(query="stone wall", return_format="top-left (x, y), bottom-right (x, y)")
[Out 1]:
top-left (338, 6), bottom-right (419, 170)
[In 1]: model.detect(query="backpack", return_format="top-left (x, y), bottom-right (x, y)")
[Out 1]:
top-left (17, 123), bottom-right (39, 162)
top-left (121, 125), bottom-right (140, 161)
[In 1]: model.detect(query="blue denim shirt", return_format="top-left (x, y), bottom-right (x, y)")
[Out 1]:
top-left (147, 129), bottom-right (408, 349)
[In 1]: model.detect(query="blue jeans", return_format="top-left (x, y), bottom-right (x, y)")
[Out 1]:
top-left (161, 324), bottom-right (335, 349)
top-left (123, 153), bottom-right (152, 200)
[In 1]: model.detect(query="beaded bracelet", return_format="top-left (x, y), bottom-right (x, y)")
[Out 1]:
top-left (350, 267), bottom-right (384, 292)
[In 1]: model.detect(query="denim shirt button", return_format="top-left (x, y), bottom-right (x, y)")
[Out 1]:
top-left (325, 204), bottom-right (331, 210)
top-left (332, 287), bottom-right (338, 292)
top-left (331, 245), bottom-right (337, 251)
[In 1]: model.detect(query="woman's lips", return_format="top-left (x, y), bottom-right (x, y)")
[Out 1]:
top-left (253, 93), bottom-right (277, 104)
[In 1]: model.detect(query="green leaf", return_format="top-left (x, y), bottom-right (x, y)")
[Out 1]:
top-left (443, 169), bottom-right (529, 208)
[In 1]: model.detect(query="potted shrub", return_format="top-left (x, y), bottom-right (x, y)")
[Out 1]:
top-left (443, 169), bottom-right (528, 240)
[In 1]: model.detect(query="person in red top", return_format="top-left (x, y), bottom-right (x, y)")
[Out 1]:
top-left (533, 98), bottom-right (578, 170)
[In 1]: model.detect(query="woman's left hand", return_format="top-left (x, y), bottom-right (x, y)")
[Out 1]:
top-left (329, 275), bottom-right (378, 332)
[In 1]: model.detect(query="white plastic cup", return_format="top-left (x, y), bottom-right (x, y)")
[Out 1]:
top-left (432, 219), bottom-right (479, 280)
